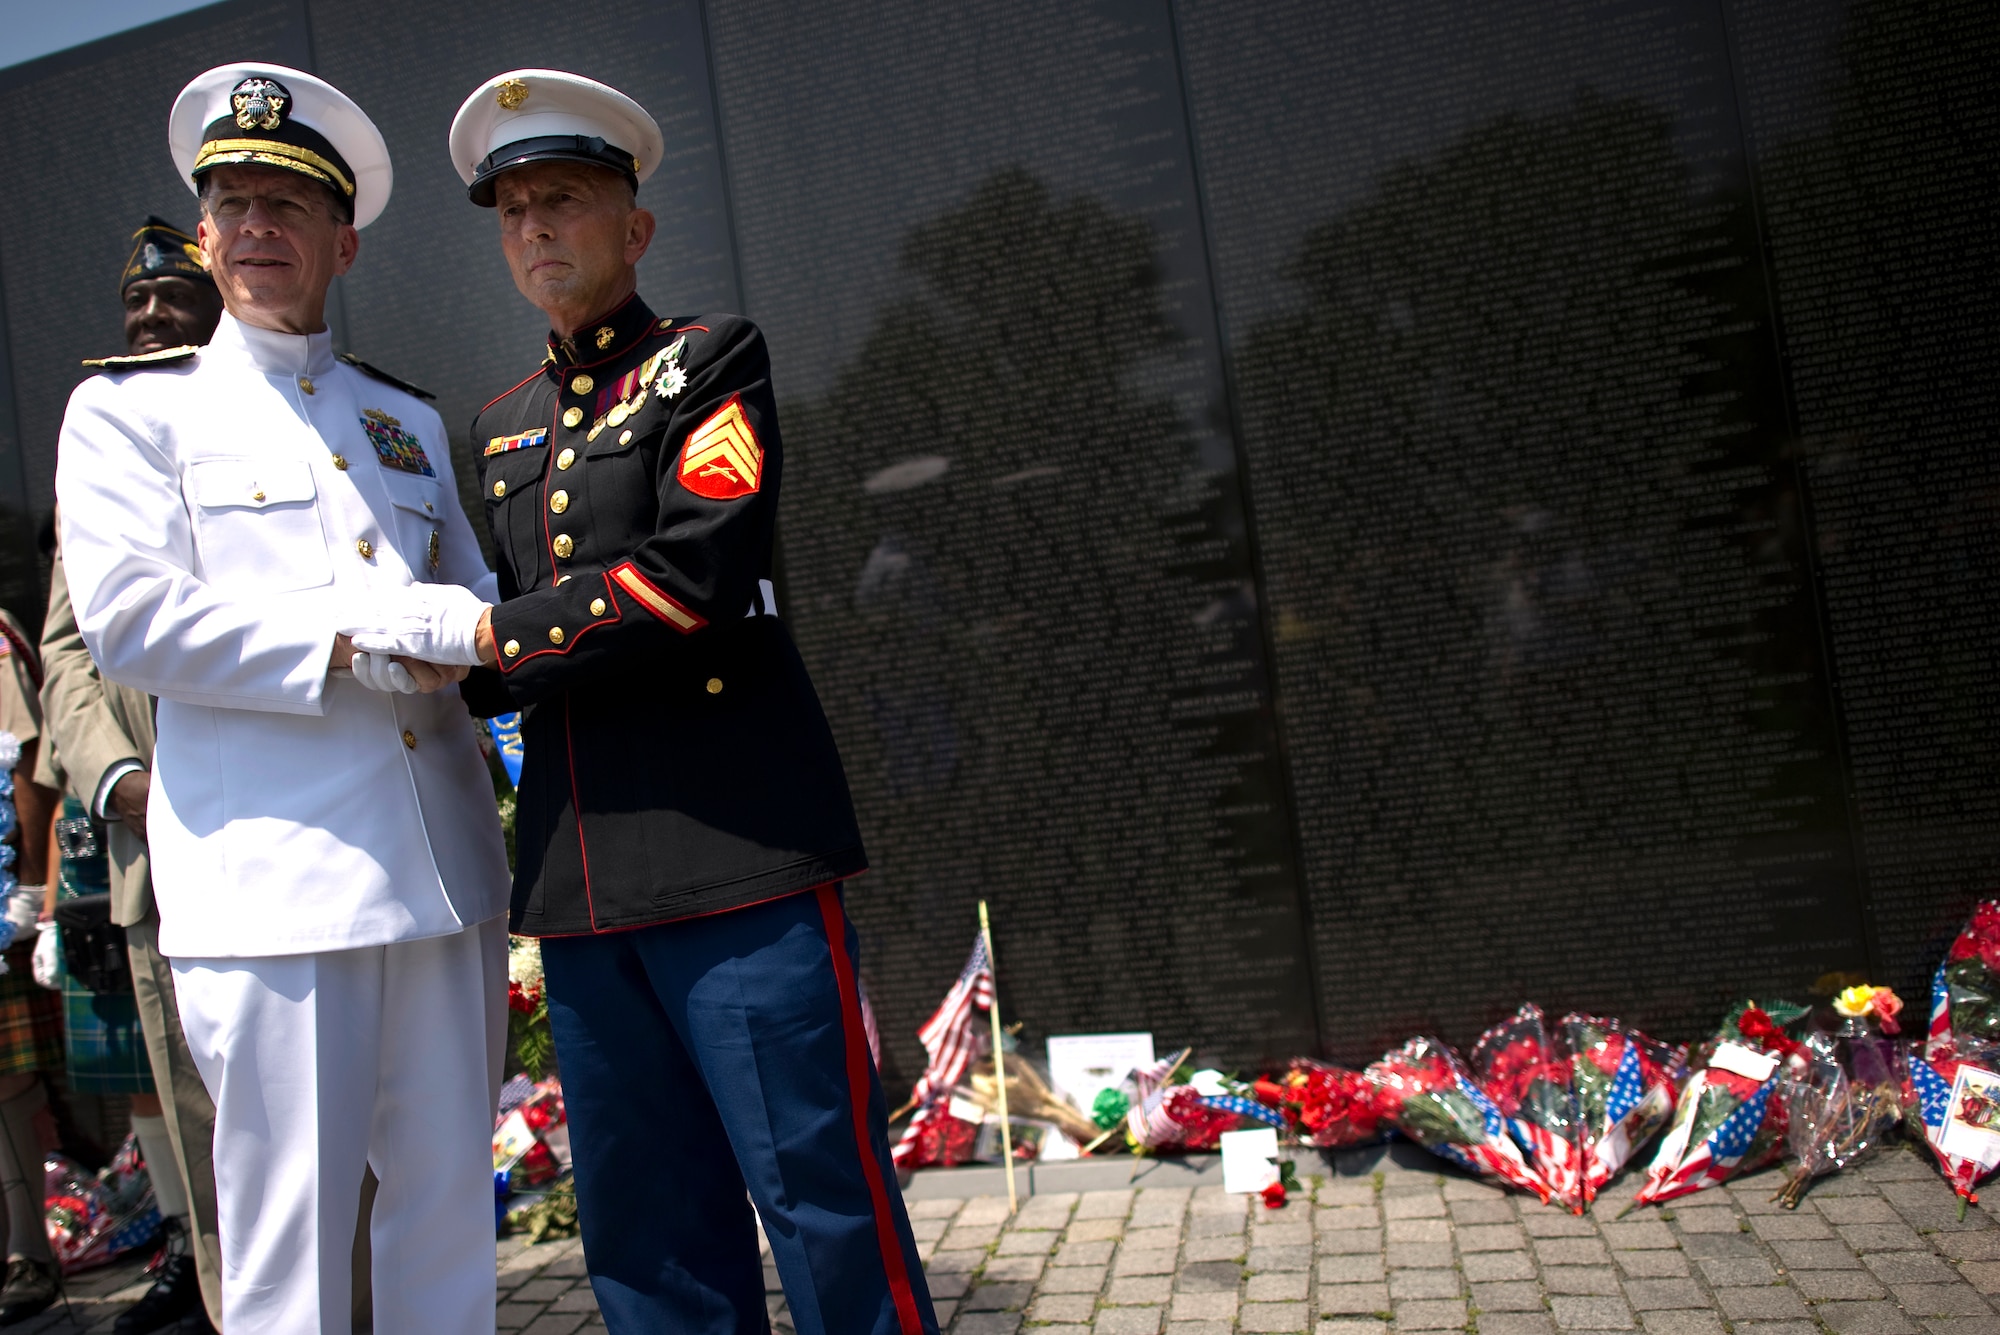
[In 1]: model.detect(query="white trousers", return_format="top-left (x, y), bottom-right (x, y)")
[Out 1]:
top-left (173, 918), bottom-right (508, 1335)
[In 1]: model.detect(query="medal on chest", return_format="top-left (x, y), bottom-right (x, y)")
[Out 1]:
top-left (361, 408), bottom-right (435, 477)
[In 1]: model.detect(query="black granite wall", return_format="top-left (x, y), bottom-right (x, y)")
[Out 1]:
top-left (1, 0), bottom-right (1990, 1082)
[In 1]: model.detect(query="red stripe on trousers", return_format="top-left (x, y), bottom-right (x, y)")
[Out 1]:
top-left (816, 885), bottom-right (923, 1335)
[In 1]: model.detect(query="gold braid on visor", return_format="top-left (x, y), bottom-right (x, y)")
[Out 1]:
top-left (194, 139), bottom-right (355, 197)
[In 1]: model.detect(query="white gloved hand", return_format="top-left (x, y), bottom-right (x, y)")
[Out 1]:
top-left (32, 921), bottom-right (60, 989)
top-left (349, 651), bottom-right (419, 694)
top-left (340, 583), bottom-right (490, 666)
top-left (5, 886), bottom-right (42, 933)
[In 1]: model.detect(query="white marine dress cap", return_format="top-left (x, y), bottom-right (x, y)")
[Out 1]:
top-left (170, 62), bottom-right (393, 228)
top-left (449, 69), bottom-right (664, 207)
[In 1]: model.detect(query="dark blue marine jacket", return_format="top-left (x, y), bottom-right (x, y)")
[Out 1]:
top-left (462, 294), bottom-right (865, 936)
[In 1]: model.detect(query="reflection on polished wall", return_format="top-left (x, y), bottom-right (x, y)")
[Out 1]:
top-left (0, 0), bottom-right (1991, 1078)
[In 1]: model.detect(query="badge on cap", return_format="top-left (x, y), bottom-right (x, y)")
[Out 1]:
top-left (232, 77), bottom-right (289, 131)
top-left (496, 80), bottom-right (530, 111)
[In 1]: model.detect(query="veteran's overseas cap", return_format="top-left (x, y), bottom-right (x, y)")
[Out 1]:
top-left (122, 216), bottom-right (214, 293)
top-left (449, 70), bottom-right (664, 207)
top-left (170, 63), bottom-right (392, 228)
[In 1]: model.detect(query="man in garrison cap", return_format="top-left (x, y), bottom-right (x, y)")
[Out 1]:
top-left (36, 216), bottom-right (224, 1335)
top-left (398, 69), bottom-right (937, 1334)
top-left (55, 64), bottom-right (510, 1334)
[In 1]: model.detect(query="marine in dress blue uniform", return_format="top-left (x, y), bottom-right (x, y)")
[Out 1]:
top-left (447, 71), bottom-right (936, 1335)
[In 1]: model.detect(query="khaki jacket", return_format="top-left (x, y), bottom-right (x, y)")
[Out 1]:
top-left (41, 552), bottom-right (157, 926)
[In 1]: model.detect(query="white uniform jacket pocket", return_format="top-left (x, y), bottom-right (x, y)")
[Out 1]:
top-left (186, 457), bottom-right (333, 593)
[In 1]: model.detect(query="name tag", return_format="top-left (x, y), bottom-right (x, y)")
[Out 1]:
top-left (485, 428), bottom-right (548, 456)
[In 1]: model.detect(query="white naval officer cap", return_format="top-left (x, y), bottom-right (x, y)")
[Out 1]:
top-left (448, 70), bottom-right (664, 207)
top-left (170, 63), bottom-right (393, 228)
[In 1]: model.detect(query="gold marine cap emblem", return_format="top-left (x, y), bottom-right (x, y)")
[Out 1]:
top-left (496, 79), bottom-right (530, 111)
top-left (230, 77), bottom-right (289, 131)
top-left (595, 326), bottom-right (616, 350)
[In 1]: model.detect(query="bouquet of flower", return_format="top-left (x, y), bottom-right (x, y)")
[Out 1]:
top-left (43, 1134), bottom-right (161, 1272)
top-left (1630, 1002), bottom-right (1801, 1207)
top-left (1274, 1059), bottom-right (1386, 1149)
top-left (1564, 1013), bottom-right (1686, 1209)
top-left (1123, 1053), bottom-right (1248, 1152)
top-left (507, 935), bottom-right (555, 1079)
top-left (1367, 1036), bottom-right (1552, 1200)
top-left (1471, 1006), bottom-right (1582, 1206)
top-left (1774, 1029), bottom-right (1903, 1208)
top-left (1905, 902), bottom-right (2000, 1205)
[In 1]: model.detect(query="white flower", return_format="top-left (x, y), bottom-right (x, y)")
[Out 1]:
top-left (508, 934), bottom-right (544, 988)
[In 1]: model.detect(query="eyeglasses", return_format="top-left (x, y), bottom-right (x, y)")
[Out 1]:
top-left (203, 191), bottom-right (332, 224)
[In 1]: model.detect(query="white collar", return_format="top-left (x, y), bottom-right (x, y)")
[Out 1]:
top-left (206, 311), bottom-right (338, 379)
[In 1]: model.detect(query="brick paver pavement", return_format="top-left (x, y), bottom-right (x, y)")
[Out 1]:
top-left (19, 1144), bottom-right (1996, 1334)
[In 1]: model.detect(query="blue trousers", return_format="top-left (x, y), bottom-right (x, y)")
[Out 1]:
top-left (541, 886), bottom-right (937, 1335)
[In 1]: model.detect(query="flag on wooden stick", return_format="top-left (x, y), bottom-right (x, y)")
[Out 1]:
top-left (891, 934), bottom-right (993, 1168)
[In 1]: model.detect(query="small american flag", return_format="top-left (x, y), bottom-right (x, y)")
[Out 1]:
top-left (1604, 1040), bottom-right (1644, 1126)
top-left (892, 935), bottom-right (993, 1167)
top-left (1635, 1070), bottom-right (1777, 1205)
top-left (1929, 963), bottom-right (1953, 1060)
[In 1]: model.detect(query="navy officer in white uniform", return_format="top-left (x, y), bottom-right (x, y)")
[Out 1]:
top-left (56, 64), bottom-right (509, 1335)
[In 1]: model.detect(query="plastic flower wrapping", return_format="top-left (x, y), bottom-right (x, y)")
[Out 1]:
top-left (1276, 1059), bottom-right (1384, 1149)
top-left (1367, 1035), bottom-right (1551, 1200)
top-left (1630, 1002), bottom-right (1803, 1207)
top-left (1905, 901), bottom-right (2000, 1203)
top-left (1471, 1006), bottom-right (1684, 1212)
top-left (1775, 1029), bottom-right (1904, 1208)
top-left (1125, 1057), bottom-right (1251, 1152)
top-left (44, 1133), bottom-right (161, 1272)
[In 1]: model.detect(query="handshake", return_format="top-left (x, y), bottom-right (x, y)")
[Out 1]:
top-left (334, 582), bottom-right (494, 695)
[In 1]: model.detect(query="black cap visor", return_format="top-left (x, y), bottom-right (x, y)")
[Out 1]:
top-left (469, 135), bottom-right (640, 206)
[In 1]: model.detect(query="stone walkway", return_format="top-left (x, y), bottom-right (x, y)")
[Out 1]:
top-left (896, 1145), bottom-right (1997, 1335)
top-left (20, 1144), bottom-right (1996, 1334)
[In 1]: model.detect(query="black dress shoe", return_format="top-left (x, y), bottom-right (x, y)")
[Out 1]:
top-left (114, 1253), bottom-right (201, 1334)
top-left (0, 1256), bottom-right (59, 1327)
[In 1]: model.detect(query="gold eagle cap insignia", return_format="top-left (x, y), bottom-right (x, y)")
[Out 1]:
top-left (230, 77), bottom-right (288, 131)
top-left (496, 79), bottom-right (530, 111)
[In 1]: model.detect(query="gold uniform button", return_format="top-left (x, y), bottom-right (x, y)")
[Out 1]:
top-left (618, 429), bottom-right (633, 446)
top-left (562, 406), bottom-right (583, 429)
top-left (503, 639), bottom-right (521, 658)
top-left (492, 479), bottom-right (507, 498)
top-left (549, 490), bottom-right (569, 514)
top-left (570, 374), bottom-right (595, 395)
top-left (251, 489), bottom-right (266, 502)
top-left (556, 447), bottom-right (576, 470)
top-left (590, 598), bottom-right (607, 616)
top-left (424, 501), bottom-right (434, 513)
top-left (331, 454), bottom-right (348, 470)
top-left (401, 730), bottom-right (416, 749)
top-left (298, 376), bottom-right (315, 395)
top-left (548, 626), bottom-right (565, 645)
top-left (552, 534), bottom-right (574, 559)
top-left (355, 539), bottom-right (374, 559)
top-left (557, 574), bottom-right (573, 584)
top-left (706, 677), bottom-right (724, 694)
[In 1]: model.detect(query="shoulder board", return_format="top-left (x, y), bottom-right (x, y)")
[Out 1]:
top-left (338, 353), bottom-right (435, 401)
top-left (81, 345), bottom-right (199, 370)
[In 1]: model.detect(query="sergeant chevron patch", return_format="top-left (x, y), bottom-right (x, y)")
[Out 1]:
top-left (679, 396), bottom-right (762, 500)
